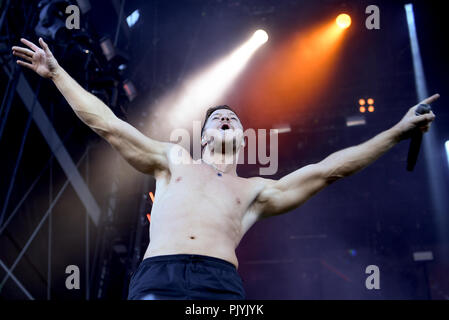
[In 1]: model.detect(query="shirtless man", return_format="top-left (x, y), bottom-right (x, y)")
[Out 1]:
top-left (12, 38), bottom-right (437, 300)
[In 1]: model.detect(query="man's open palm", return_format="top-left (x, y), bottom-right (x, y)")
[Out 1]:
top-left (12, 38), bottom-right (59, 79)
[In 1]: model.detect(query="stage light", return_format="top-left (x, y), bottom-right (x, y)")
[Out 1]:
top-left (126, 9), bottom-right (140, 28)
top-left (336, 14), bottom-right (351, 29)
top-left (152, 29), bottom-right (269, 130)
top-left (34, 0), bottom-right (70, 41)
top-left (100, 37), bottom-right (116, 61)
top-left (445, 140), bottom-right (449, 167)
top-left (272, 124), bottom-right (291, 134)
top-left (368, 105), bottom-right (374, 112)
top-left (359, 106), bottom-right (366, 113)
top-left (253, 29), bottom-right (269, 44)
top-left (412, 251), bottom-right (434, 261)
top-left (346, 115), bottom-right (366, 127)
top-left (406, 3), bottom-right (448, 244)
top-left (359, 99), bottom-right (366, 106)
top-left (226, 19), bottom-right (348, 129)
top-left (367, 98), bottom-right (374, 105)
top-left (123, 79), bottom-right (137, 101)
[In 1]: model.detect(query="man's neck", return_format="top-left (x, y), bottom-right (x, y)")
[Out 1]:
top-left (201, 149), bottom-right (239, 176)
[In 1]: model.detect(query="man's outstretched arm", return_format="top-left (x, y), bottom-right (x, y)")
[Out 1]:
top-left (12, 38), bottom-right (171, 176)
top-left (255, 94), bottom-right (438, 218)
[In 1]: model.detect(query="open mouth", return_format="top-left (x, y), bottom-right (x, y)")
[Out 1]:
top-left (220, 124), bottom-right (231, 130)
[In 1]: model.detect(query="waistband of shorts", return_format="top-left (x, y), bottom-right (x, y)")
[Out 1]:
top-left (141, 254), bottom-right (237, 271)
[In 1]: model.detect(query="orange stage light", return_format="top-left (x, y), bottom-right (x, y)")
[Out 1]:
top-left (359, 99), bottom-right (366, 106)
top-left (233, 19), bottom-right (348, 128)
top-left (149, 191), bottom-right (155, 203)
top-left (368, 105), bottom-right (374, 112)
top-left (146, 213), bottom-right (151, 223)
top-left (367, 98), bottom-right (374, 105)
top-left (336, 14), bottom-right (351, 29)
top-left (359, 106), bottom-right (366, 113)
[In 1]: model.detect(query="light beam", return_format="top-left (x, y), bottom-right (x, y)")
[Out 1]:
top-left (146, 30), bottom-right (269, 140)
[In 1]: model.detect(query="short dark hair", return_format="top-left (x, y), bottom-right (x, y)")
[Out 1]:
top-left (200, 105), bottom-right (239, 137)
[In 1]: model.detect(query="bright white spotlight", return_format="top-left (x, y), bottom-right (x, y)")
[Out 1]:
top-left (336, 13), bottom-right (351, 29)
top-left (445, 140), bottom-right (449, 168)
top-left (126, 9), bottom-right (140, 28)
top-left (155, 29), bottom-right (269, 128)
top-left (253, 30), bottom-right (269, 44)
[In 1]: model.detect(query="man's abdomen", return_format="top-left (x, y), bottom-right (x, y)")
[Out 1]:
top-left (143, 212), bottom-right (241, 268)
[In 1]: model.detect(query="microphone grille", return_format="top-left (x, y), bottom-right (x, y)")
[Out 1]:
top-left (415, 103), bottom-right (431, 115)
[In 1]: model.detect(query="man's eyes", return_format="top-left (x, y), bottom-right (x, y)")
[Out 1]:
top-left (212, 116), bottom-right (237, 120)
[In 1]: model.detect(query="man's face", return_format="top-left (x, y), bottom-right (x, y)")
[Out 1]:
top-left (202, 109), bottom-right (245, 153)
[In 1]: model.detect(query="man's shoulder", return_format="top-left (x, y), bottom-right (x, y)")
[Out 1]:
top-left (247, 175), bottom-right (275, 181)
top-left (245, 175), bottom-right (276, 187)
top-left (164, 143), bottom-right (196, 164)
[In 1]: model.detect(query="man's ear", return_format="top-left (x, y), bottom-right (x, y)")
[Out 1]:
top-left (201, 135), bottom-right (207, 147)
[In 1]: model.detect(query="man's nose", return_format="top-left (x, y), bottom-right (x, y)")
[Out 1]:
top-left (221, 116), bottom-right (229, 121)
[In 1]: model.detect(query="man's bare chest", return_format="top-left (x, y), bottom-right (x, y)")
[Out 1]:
top-left (153, 163), bottom-right (263, 215)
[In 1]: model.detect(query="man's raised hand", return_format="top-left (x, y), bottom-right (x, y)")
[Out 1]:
top-left (394, 94), bottom-right (439, 141)
top-left (12, 38), bottom-right (60, 79)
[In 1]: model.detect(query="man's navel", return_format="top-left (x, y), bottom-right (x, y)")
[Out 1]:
top-left (175, 176), bottom-right (182, 182)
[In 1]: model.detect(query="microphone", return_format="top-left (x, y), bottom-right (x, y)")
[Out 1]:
top-left (406, 103), bottom-right (432, 171)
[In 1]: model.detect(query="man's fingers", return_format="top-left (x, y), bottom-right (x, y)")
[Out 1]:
top-left (13, 51), bottom-right (33, 62)
top-left (38, 37), bottom-right (50, 53)
top-left (414, 113), bottom-right (435, 126)
top-left (12, 46), bottom-right (34, 57)
top-left (419, 93), bottom-right (440, 105)
top-left (20, 38), bottom-right (39, 51)
top-left (16, 60), bottom-right (34, 69)
top-left (413, 109), bottom-right (436, 120)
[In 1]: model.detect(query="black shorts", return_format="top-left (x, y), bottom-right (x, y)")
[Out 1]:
top-left (127, 254), bottom-right (246, 300)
